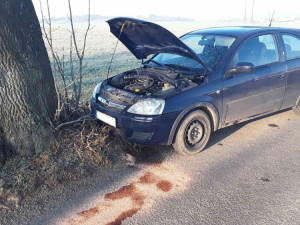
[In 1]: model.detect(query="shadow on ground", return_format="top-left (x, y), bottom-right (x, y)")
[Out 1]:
top-left (206, 109), bottom-right (290, 150)
top-left (122, 109), bottom-right (291, 161)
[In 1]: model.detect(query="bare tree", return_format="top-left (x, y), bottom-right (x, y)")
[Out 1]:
top-left (39, 0), bottom-right (91, 119)
top-left (68, 0), bottom-right (91, 109)
top-left (38, 0), bottom-right (91, 117)
top-left (55, 48), bottom-right (69, 109)
top-left (69, 35), bottom-right (77, 102)
top-left (38, 0), bottom-right (65, 119)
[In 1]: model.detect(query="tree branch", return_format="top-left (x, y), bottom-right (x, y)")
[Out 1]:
top-left (55, 115), bottom-right (90, 130)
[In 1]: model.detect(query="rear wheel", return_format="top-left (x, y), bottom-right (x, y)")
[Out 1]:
top-left (173, 110), bottom-right (211, 155)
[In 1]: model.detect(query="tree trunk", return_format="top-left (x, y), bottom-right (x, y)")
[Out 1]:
top-left (0, 129), bottom-right (4, 166)
top-left (0, 0), bottom-right (57, 156)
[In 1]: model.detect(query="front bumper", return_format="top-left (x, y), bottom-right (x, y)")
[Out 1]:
top-left (91, 97), bottom-right (179, 145)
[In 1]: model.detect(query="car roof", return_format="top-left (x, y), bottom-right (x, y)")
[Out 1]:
top-left (188, 26), bottom-right (300, 37)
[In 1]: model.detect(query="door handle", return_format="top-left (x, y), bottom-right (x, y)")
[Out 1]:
top-left (277, 72), bottom-right (285, 78)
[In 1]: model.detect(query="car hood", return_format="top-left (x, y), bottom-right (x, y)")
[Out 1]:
top-left (106, 17), bottom-right (210, 71)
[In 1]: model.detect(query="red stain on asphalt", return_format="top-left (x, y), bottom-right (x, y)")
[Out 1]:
top-left (103, 182), bottom-right (146, 224)
top-left (104, 184), bottom-right (137, 200)
top-left (131, 192), bottom-right (145, 207)
top-left (156, 180), bottom-right (172, 192)
top-left (138, 171), bottom-right (157, 184)
top-left (66, 163), bottom-right (185, 225)
top-left (104, 183), bottom-right (145, 206)
top-left (102, 182), bottom-right (145, 225)
top-left (77, 206), bottom-right (99, 219)
top-left (106, 208), bottom-right (140, 225)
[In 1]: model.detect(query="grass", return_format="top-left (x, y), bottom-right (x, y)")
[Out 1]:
top-left (0, 116), bottom-right (137, 209)
top-left (55, 52), bottom-right (139, 102)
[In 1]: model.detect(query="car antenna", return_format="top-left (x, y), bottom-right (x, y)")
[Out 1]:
top-left (106, 23), bottom-right (126, 79)
top-left (269, 10), bottom-right (275, 27)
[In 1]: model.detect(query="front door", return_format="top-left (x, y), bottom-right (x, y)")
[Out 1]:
top-left (222, 34), bottom-right (287, 125)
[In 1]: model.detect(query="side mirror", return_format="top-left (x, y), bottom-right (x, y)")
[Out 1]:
top-left (229, 62), bottom-right (255, 75)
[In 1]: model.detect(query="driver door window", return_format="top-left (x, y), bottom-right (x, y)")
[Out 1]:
top-left (230, 34), bottom-right (279, 70)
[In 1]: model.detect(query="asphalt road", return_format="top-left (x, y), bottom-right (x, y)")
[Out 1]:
top-left (125, 110), bottom-right (300, 225)
top-left (9, 109), bottom-right (300, 225)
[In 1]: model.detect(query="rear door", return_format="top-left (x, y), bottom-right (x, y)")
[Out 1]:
top-left (279, 33), bottom-right (300, 109)
top-left (222, 33), bottom-right (287, 125)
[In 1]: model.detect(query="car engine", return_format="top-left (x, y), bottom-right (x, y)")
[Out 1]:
top-left (99, 66), bottom-right (206, 106)
top-left (108, 67), bottom-right (204, 96)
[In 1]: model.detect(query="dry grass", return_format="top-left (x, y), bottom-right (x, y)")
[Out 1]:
top-left (0, 110), bottom-right (135, 211)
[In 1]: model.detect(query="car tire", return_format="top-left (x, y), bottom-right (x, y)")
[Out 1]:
top-left (293, 98), bottom-right (300, 116)
top-left (173, 110), bottom-right (211, 155)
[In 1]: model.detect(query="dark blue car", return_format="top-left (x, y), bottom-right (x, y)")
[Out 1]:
top-left (91, 17), bottom-right (300, 155)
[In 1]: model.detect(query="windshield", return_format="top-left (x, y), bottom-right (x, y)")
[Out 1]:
top-left (151, 34), bottom-right (236, 69)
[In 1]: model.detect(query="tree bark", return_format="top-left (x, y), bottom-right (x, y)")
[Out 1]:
top-left (0, 0), bottom-right (57, 156)
top-left (0, 129), bottom-right (4, 166)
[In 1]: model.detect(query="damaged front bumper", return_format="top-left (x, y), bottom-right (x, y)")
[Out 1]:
top-left (90, 97), bottom-right (179, 145)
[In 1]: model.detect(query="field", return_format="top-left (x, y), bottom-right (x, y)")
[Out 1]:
top-left (48, 20), bottom-right (300, 101)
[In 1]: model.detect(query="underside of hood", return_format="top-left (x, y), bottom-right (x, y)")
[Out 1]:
top-left (106, 17), bottom-right (209, 70)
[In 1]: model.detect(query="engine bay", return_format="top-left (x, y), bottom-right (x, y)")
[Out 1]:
top-left (108, 67), bottom-right (205, 96)
top-left (98, 66), bottom-right (206, 107)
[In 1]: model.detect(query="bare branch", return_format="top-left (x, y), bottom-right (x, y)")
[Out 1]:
top-left (39, 0), bottom-right (62, 119)
top-left (69, 34), bottom-right (77, 100)
top-left (66, 28), bottom-right (73, 35)
top-left (67, 0), bottom-right (80, 59)
top-left (67, 0), bottom-right (91, 108)
top-left (81, 0), bottom-right (91, 59)
top-left (55, 115), bottom-right (90, 130)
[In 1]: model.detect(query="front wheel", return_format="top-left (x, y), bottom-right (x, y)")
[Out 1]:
top-left (173, 110), bottom-right (211, 155)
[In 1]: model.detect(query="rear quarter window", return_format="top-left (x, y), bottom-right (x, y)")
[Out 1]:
top-left (282, 34), bottom-right (300, 60)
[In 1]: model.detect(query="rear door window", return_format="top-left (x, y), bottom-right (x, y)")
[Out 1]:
top-left (282, 34), bottom-right (300, 60)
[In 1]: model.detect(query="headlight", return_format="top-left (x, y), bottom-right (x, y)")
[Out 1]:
top-left (92, 82), bottom-right (102, 99)
top-left (127, 98), bottom-right (165, 115)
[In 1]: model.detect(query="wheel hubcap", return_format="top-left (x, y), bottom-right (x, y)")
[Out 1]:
top-left (185, 120), bottom-right (204, 147)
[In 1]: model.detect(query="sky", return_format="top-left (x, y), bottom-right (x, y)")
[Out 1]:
top-left (33, 0), bottom-right (300, 21)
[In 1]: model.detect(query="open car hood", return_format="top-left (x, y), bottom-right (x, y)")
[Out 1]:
top-left (107, 17), bottom-right (210, 71)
